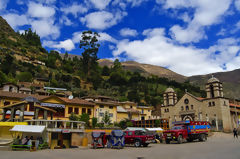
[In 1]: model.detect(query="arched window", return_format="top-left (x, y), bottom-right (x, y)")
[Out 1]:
top-left (166, 94), bottom-right (169, 105)
top-left (212, 102), bottom-right (215, 106)
top-left (186, 106), bottom-right (189, 111)
top-left (209, 102), bottom-right (211, 106)
top-left (191, 105), bottom-right (194, 109)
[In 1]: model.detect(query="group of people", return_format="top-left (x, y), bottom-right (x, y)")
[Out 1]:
top-left (13, 136), bottom-right (44, 149)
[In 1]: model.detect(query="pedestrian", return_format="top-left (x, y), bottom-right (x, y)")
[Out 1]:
top-left (21, 136), bottom-right (28, 145)
top-left (233, 128), bottom-right (238, 138)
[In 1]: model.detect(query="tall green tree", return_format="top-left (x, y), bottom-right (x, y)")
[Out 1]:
top-left (79, 30), bottom-right (100, 77)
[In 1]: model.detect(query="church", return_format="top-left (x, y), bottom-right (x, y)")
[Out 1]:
top-left (161, 76), bottom-right (240, 132)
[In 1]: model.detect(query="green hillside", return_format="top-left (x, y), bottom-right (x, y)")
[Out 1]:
top-left (0, 16), bottom-right (206, 106)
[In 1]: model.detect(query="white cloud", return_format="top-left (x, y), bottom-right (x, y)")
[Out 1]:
top-left (89, 0), bottom-right (111, 10)
top-left (43, 39), bottom-right (75, 51)
top-left (27, 2), bottom-right (55, 18)
top-left (59, 15), bottom-right (73, 26)
top-left (112, 0), bottom-right (148, 8)
top-left (2, 13), bottom-right (29, 29)
top-left (80, 11), bottom-right (127, 30)
top-left (0, 0), bottom-right (8, 10)
top-left (113, 28), bottom-right (240, 76)
top-left (99, 32), bottom-right (118, 43)
top-left (158, 0), bottom-right (232, 43)
top-left (72, 32), bottom-right (83, 44)
top-left (60, 3), bottom-right (88, 17)
top-left (53, 39), bottom-right (75, 51)
top-left (31, 19), bottom-right (60, 39)
top-left (37, 0), bottom-right (56, 4)
top-left (235, 0), bottom-right (240, 11)
top-left (120, 28), bottom-right (138, 37)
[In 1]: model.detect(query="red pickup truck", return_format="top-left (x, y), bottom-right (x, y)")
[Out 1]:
top-left (163, 121), bottom-right (210, 144)
top-left (124, 130), bottom-right (155, 147)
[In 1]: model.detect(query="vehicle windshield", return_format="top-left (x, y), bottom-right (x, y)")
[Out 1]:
top-left (172, 126), bottom-right (184, 130)
top-left (112, 130), bottom-right (123, 136)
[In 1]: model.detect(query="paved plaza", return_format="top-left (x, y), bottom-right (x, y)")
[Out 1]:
top-left (1, 133), bottom-right (240, 159)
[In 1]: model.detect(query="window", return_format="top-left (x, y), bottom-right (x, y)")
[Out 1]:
top-left (184, 99), bottom-right (189, 104)
top-left (99, 112), bottom-right (104, 116)
top-left (141, 109), bottom-right (144, 114)
top-left (74, 108), bottom-right (79, 114)
top-left (29, 103), bottom-right (34, 111)
top-left (148, 110), bottom-right (150, 112)
top-left (141, 116), bottom-right (145, 120)
top-left (100, 105), bottom-right (104, 108)
top-left (191, 105), bottom-right (194, 109)
top-left (186, 106), bottom-right (189, 111)
top-left (109, 106), bottom-right (113, 109)
top-left (87, 109), bottom-right (91, 115)
top-left (82, 108), bottom-right (86, 114)
top-left (181, 106), bottom-right (184, 111)
top-left (68, 107), bottom-right (73, 114)
top-left (130, 106), bottom-right (133, 108)
top-left (209, 102), bottom-right (211, 106)
top-left (212, 102), bottom-right (215, 106)
top-left (128, 132), bottom-right (133, 136)
top-left (109, 113), bottom-right (113, 117)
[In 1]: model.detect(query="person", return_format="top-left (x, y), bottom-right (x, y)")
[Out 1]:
top-left (13, 135), bottom-right (21, 145)
top-left (233, 128), bottom-right (238, 138)
top-left (21, 136), bottom-right (28, 145)
top-left (27, 136), bottom-right (33, 146)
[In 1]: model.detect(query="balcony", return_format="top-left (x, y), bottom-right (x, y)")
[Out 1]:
top-left (26, 119), bottom-right (85, 133)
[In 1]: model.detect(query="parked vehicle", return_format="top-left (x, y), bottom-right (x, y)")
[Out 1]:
top-left (91, 131), bottom-right (107, 149)
top-left (108, 130), bottom-right (124, 149)
top-left (163, 121), bottom-right (210, 144)
top-left (124, 130), bottom-right (155, 147)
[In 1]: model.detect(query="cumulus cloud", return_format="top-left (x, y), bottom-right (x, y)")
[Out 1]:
top-left (2, 13), bottom-right (29, 29)
top-left (120, 28), bottom-right (138, 37)
top-left (43, 39), bottom-right (75, 51)
top-left (0, 0), bottom-right (8, 10)
top-left (157, 0), bottom-right (232, 43)
top-left (53, 39), bottom-right (75, 51)
top-left (235, 0), bottom-right (240, 11)
top-left (60, 3), bottom-right (88, 17)
top-left (27, 2), bottom-right (55, 18)
top-left (112, 0), bottom-right (148, 8)
top-left (113, 28), bottom-right (240, 76)
top-left (80, 11), bottom-right (127, 30)
top-left (99, 32), bottom-right (118, 43)
top-left (89, 0), bottom-right (111, 10)
top-left (59, 15), bottom-right (73, 26)
top-left (31, 19), bottom-right (60, 39)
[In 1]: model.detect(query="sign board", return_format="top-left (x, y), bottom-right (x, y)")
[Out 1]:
top-left (62, 129), bottom-right (70, 133)
top-left (41, 103), bottom-right (65, 108)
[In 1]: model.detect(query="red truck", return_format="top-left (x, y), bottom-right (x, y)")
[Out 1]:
top-left (163, 121), bottom-right (210, 144)
top-left (124, 130), bottom-right (155, 147)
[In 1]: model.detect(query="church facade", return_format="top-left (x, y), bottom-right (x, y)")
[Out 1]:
top-left (161, 77), bottom-right (240, 132)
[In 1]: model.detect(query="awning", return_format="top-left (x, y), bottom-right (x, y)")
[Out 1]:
top-left (10, 125), bottom-right (46, 133)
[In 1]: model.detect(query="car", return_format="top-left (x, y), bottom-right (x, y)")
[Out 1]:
top-left (124, 130), bottom-right (155, 147)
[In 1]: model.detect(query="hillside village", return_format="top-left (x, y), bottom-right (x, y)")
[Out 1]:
top-left (0, 15), bottom-right (240, 150)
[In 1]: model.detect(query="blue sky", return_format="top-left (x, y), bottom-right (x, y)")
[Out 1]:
top-left (1, 0), bottom-right (240, 76)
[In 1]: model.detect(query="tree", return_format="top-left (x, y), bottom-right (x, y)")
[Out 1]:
top-left (155, 119), bottom-right (161, 127)
top-left (92, 117), bottom-right (97, 128)
top-left (16, 72), bottom-right (33, 82)
top-left (79, 30), bottom-right (100, 77)
top-left (69, 112), bottom-right (78, 121)
top-left (0, 71), bottom-right (7, 86)
top-left (79, 113), bottom-right (90, 127)
top-left (102, 111), bottom-right (111, 125)
top-left (101, 66), bottom-right (110, 76)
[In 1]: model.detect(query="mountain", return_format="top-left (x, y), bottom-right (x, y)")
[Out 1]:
top-left (98, 59), bottom-right (187, 82)
top-left (188, 69), bottom-right (240, 99)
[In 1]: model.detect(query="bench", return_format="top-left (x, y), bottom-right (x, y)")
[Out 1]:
top-left (11, 144), bottom-right (32, 151)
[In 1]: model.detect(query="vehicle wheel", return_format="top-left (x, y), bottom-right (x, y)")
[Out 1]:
top-left (134, 140), bottom-right (141, 147)
top-left (165, 139), bottom-right (170, 144)
top-left (187, 138), bottom-right (193, 142)
top-left (143, 143), bottom-right (149, 147)
top-left (199, 134), bottom-right (206, 142)
top-left (177, 135), bottom-right (183, 144)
